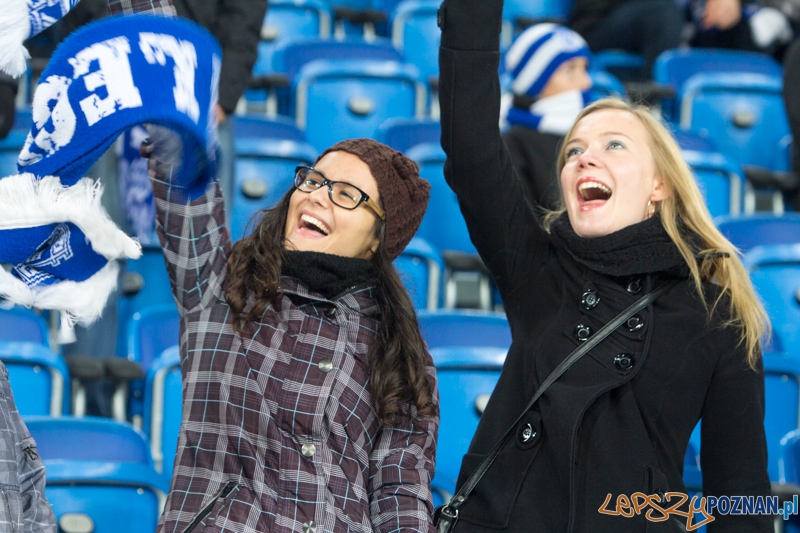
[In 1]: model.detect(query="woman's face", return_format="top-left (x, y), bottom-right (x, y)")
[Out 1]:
top-left (285, 151), bottom-right (381, 259)
top-left (560, 109), bottom-right (668, 238)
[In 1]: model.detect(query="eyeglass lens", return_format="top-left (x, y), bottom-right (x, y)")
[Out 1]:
top-left (295, 168), bottom-right (363, 210)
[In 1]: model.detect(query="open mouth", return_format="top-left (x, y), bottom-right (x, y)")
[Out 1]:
top-left (299, 213), bottom-right (330, 236)
top-left (578, 180), bottom-right (612, 203)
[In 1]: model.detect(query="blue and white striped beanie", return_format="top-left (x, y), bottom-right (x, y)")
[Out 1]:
top-left (505, 23), bottom-right (590, 97)
top-left (0, 0), bottom-right (81, 78)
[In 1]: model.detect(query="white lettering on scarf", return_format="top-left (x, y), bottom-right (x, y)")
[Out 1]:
top-left (139, 33), bottom-right (200, 122)
top-left (70, 37), bottom-right (143, 126)
top-left (18, 75), bottom-right (76, 166)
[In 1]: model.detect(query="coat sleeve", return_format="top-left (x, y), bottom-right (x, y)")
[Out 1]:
top-left (438, 0), bottom-right (551, 300)
top-left (5, 381), bottom-right (56, 532)
top-left (147, 126), bottom-right (232, 316)
top-left (368, 363), bottom-right (439, 533)
top-left (700, 328), bottom-right (772, 532)
top-left (212, 0), bottom-right (269, 114)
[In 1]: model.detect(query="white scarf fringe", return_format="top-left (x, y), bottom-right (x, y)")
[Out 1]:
top-left (0, 260), bottom-right (120, 326)
top-left (0, 0), bottom-right (32, 78)
top-left (0, 173), bottom-right (142, 261)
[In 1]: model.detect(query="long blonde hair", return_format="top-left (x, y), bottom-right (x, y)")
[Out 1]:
top-left (544, 98), bottom-right (769, 367)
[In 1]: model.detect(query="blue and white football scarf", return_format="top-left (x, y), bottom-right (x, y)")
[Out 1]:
top-left (0, 13), bottom-right (221, 325)
top-left (0, 0), bottom-right (81, 78)
top-left (505, 89), bottom-right (590, 136)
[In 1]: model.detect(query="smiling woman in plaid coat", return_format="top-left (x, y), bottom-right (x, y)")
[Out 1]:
top-left (142, 128), bottom-right (438, 533)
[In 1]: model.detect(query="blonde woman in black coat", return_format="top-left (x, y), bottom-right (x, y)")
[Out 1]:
top-left (438, 0), bottom-right (772, 530)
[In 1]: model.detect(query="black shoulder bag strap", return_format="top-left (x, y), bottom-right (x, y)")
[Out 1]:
top-left (434, 280), bottom-right (677, 533)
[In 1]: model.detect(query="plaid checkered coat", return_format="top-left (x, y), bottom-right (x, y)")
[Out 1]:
top-left (150, 160), bottom-right (439, 532)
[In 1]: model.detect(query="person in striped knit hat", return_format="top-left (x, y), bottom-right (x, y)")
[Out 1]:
top-left (501, 23), bottom-right (593, 210)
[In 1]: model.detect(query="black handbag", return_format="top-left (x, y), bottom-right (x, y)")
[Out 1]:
top-left (433, 281), bottom-right (676, 533)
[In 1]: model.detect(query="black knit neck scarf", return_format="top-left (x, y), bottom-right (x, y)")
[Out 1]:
top-left (549, 212), bottom-right (692, 277)
top-left (282, 250), bottom-right (378, 299)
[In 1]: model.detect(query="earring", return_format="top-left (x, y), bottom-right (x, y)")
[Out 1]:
top-left (647, 200), bottom-right (655, 219)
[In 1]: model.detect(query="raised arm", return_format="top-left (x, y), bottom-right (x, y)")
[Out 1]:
top-left (438, 0), bottom-right (551, 298)
top-left (369, 364), bottom-right (439, 533)
top-left (145, 127), bottom-right (232, 316)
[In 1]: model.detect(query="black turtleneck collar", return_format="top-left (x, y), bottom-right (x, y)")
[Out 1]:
top-left (282, 250), bottom-right (378, 299)
top-left (549, 212), bottom-right (694, 277)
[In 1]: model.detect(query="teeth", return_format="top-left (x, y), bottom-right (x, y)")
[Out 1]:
top-left (301, 214), bottom-right (329, 235)
top-left (578, 181), bottom-right (612, 200)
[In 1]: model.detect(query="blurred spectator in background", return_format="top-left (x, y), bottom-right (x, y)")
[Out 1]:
top-left (685, 0), bottom-right (794, 59)
top-left (0, 73), bottom-right (17, 140)
top-left (569, 0), bottom-right (683, 80)
top-left (501, 23), bottom-right (593, 209)
top-left (172, 0), bottom-right (269, 223)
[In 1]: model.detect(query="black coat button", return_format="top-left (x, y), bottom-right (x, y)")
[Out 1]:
top-left (574, 323), bottom-right (592, 342)
top-left (581, 290), bottom-right (600, 310)
top-left (517, 422), bottom-right (538, 449)
top-left (626, 316), bottom-right (644, 332)
top-left (324, 307), bottom-right (336, 318)
top-left (614, 353), bottom-right (635, 371)
top-left (626, 278), bottom-right (642, 294)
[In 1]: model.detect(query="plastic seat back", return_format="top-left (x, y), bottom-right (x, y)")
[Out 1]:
top-left (394, 237), bottom-right (443, 309)
top-left (0, 305), bottom-right (49, 345)
top-left (418, 310), bottom-right (511, 349)
top-left (126, 304), bottom-right (180, 371)
top-left (761, 353), bottom-right (800, 481)
top-left (430, 346), bottom-right (507, 497)
top-left (0, 341), bottom-right (68, 416)
top-left (294, 59), bottom-right (426, 152)
top-left (744, 244), bottom-right (800, 353)
top-left (232, 137), bottom-right (317, 240)
top-left (681, 150), bottom-right (744, 217)
top-left (679, 73), bottom-right (790, 172)
top-left (391, 0), bottom-right (441, 82)
top-left (143, 346), bottom-right (182, 478)
top-left (26, 416), bottom-right (167, 533)
top-left (407, 143), bottom-right (476, 256)
top-left (376, 116), bottom-right (440, 153)
top-left (716, 214), bottom-right (800, 255)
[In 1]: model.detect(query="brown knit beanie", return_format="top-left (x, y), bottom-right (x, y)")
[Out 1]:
top-left (316, 138), bottom-right (430, 261)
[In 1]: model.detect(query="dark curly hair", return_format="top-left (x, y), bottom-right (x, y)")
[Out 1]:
top-left (224, 188), bottom-right (437, 425)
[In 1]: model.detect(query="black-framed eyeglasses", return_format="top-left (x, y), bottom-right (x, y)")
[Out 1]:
top-left (293, 166), bottom-right (386, 220)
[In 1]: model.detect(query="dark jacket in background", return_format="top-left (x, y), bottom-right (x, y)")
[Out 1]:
top-left (173, 0), bottom-right (268, 114)
top-left (438, 0), bottom-right (772, 530)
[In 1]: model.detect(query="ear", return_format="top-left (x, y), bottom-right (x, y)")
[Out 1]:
top-left (362, 233), bottom-right (380, 260)
top-left (650, 172), bottom-right (669, 202)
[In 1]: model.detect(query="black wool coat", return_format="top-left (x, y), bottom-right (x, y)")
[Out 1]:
top-left (502, 126), bottom-right (564, 211)
top-left (437, 0), bottom-right (772, 531)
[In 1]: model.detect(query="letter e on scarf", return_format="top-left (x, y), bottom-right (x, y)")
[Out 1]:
top-left (69, 37), bottom-right (143, 126)
top-left (139, 33), bottom-right (200, 122)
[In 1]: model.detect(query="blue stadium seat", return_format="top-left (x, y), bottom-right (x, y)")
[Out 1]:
top-left (391, 0), bottom-right (441, 85)
top-left (376, 116), bottom-right (440, 153)
top-left (116, 244), bottom-right (173, 357)
top-left (233, 113), bottom-right (305, 142)
top-left (25, 416), bottom-right (168, 533)
top-left (744, 244), bottom-right (800, 355)
top-left (417, 309), bottom-right (511, 349)
top-left (501, 0), bottom-right (571, 41)
top-left (406, 142), bottom-right (474, 255)
top-left (715, 214), bottom-right (800, 255)
top-left (679, 73), bottom-right (790, 174)
top-left (654, 49), bottom-right (782, 97)
top-left (124, 304), bottom-right (180, 424)
top-left (430, 346), bottom-right (507, 498)
top-left (255, 0), bottom-right (332, 75)
top-left (294, 59), bottom-right (426, 152)
top-left (0, 305), bottom-right (49, 345)
top-left (276, 36), bottom-right (404, 80)
top-left (761, 353), bottom-right (800, 481)
top-left (232, 137), bottom-right (318, 240)
top-left (588, 69), bottom-right (625, 101)
top-left (394, 237), bottom-right (443, 309)
top-left (143, 346), bottom-right (182, 478)
top-left (681, 149), bottom-right (745, 217)
top-left (0, 341), bottom-right (68, 416)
